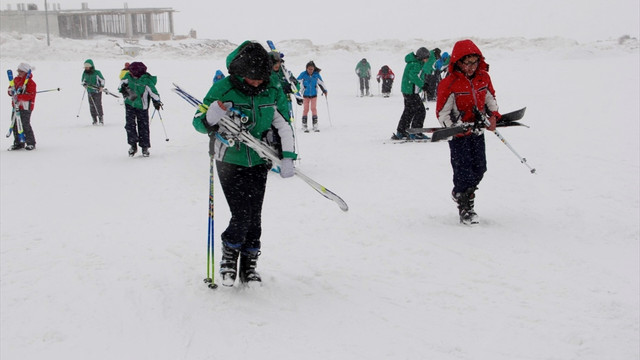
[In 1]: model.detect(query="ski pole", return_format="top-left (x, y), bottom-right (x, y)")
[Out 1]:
top-left (489, 129), bottom-right (536, 174)
top-left (76, 89), bottom-right (86, 118)
top-left (324, 95), bottom-right (333, 127)
top-left (37, 88), bottom-right (61, 93)
top-left (478, 109), bottom-right (536, 174)
top-left (204, 155), bottom-right (218, 289)
top-left (156, 109), bottom-right (169, 141)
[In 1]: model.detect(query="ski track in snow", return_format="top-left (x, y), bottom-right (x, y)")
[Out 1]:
top-left (1, 34), bottom-right (639, 359)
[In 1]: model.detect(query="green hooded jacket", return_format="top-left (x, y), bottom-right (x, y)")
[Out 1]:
top-left (119, 72), bottom-right (160, 110)
top-left (81, 59), bottom-right (105, 94)
top-left (421, 50), bottom-right (437, 77)
top-left (270, 69), bottom-right (293, 122)
top-left (400, 52), bottom-right (425, 94)
top-left (193, 41), bottom-right (296, 167)
top-left (355, 60), bottom-right (371, 78)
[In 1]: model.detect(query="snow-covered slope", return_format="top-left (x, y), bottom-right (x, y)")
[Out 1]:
top-left (1, 34), bottom-right (638, 359)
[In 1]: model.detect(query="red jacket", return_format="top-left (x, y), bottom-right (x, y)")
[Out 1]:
top-left (436, 40), bottom-right (498, 129)
top-left (8, 74), bottom-right (37, 111)
top-left (376, 66), bottom-right (395, 81)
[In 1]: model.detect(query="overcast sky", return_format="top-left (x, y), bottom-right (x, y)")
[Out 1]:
top-left (26, 0), bottom-right (640, 44)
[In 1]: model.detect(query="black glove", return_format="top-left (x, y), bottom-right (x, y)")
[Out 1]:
top-left (202, 118), bottom-right (220, 135)
top-left (153, 100), bottom-right (163, 110)
top-left (296, 97), bottom-right (303, 106)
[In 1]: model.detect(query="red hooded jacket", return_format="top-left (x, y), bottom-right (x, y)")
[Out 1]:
top-left (436, 40), bottom-right (498, 129)
top-left (8, 73), bottom-right (37, 111)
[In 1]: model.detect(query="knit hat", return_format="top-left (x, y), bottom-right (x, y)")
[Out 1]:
top-left (415, 47), bottom-right (430, 60)
top-left (228, 42), bottom-right (272, 82)
top-left (17, 62), bottom-right (32, 73)
top-left (128, 62), bottom-right (147, 78)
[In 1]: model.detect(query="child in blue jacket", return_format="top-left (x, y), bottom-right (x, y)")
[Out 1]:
top-left (297, 61), bottom-right (327, 132)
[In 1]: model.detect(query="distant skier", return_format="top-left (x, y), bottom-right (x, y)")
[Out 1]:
top-left (435, 51), bottom-right (450, 80)
top-left (192, 41), bottom-right (297, 287)
top-left (297, 61), bottom-right (328, 132)
top-left (7, 63), bottom-right (37, 151)
top-left (118, 61), bottom-right (162, 157)
top-left (436, 39), bottom-right (501, 225)
top-left (269, 51), bottom-right (299, 123)
top-left (391, 47), bottom-right (430, 140)
top-left (422, 48), bottom-right (441, 101)
top-left (355, 58), bottom-right (372, 97)
top-left (81, 59), bottom-right (105, 125)
top-left (376, 65), bottom-right (395, 98)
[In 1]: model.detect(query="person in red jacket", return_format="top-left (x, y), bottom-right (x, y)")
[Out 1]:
top-left (7, 63), bottom-right (37, 151)
top-left (436, 39), bottom-right (501, 225)
top-left (376, 65), bottom-right (395, 98)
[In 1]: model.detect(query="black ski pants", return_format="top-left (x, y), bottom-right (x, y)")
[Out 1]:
top-left (424, 74), bottom-right (438, 101)
top-left (124, 104), bottom-right (150, 148)
top-left (88, 91), bottom-right (103, 119)
top-left (11, 109), bottom-right (35, 146)
top-left (216, 161), bottom-right (270, 253)
top-left (359, 77), bottom-right (370, 92)
top-left (381, 79), bottom-right (393, 93)
top-left (396, 93), bottom-right (426, 134)
top-left (449, 133), bottom-right (487, 194)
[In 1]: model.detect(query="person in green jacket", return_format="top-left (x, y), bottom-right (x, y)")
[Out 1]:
top-left (193, 41), bottom-right (297, 287)
top-left (269, 51), bottom-right (297, 123)
top-left (422, 48), bottom-right (441, 101)
top-left (391, 47), bottom-right (430, 140)
top-left (81, 59), bottom-right (105, 125)
top-left (355, 58), bottom-right (372, 97)
top-left (118, 61), bottom-right (162, 157)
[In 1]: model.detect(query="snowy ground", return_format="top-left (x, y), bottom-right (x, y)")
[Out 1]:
top-left (1, 34), bottom-right (639, 359)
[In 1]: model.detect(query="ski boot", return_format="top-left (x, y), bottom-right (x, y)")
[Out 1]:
top-left (92, 116), bottom-right (98, 126)
top-left (24, 144), bottom-right (36, 151)
top-left (312, 116), bottom-right (319, 132)
top-left (390, 132), bottom-right (407, 140)
top-left (142, 147), bottom-right (150, 157)
top-left (8, 143), bottom-right (24, 151)
top-left (302, 116), bottom-right (309, 133)
top-left (128, 144), bottom-right (137, 157)
top-left (411, 133), bottom-right (430, 140)
top-left (239, 250), bottom-right (262, 286)
top-left (99, 116), bottom-right (104, 125)
top-left (453, 188), bottom-right (478, 225)
top-left (220, 244), bottom-right (240, 287)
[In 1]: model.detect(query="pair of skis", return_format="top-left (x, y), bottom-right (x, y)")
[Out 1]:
top-left (5, 69), bottom-right (32, 141)
top-left (406, 107), bottom-right (528, 142)
top-left (403, 107), bottom-right (535, 173)
top-left (172, 83), bottom-right (349, 212)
